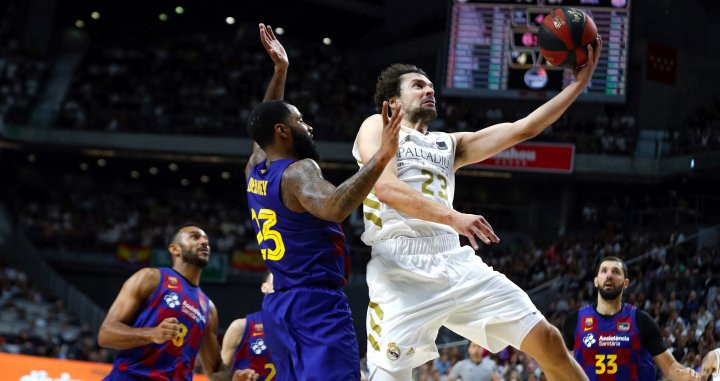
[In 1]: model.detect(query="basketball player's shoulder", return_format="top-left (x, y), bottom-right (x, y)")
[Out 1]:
top-left (128, 267), bottom-right (161, 285)
top-left (284, 159), bottom-right (321, 183)
top-left (123, 267), bottom-right (161, 299)
top-left (359, 113), bottom-right (383, 131)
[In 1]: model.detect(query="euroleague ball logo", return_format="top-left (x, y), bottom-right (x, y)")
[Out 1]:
top-left (566, 8), bottom-right (583, 23)
top-left (164, 292), bottom-right (180, 309)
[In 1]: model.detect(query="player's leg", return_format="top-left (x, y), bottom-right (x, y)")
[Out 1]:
top-left (261, 292), bottom-right (297, 381)
top-left (364, 236), bottom-right (458, 374)
top-left (443, 246), bottom-right (588, 381)
top-left (367, 360), bottom-right (413, 381)
top-left (290, 287), bottom-right (360, 381)
top-left (518, 319), bottom-right (588, 381)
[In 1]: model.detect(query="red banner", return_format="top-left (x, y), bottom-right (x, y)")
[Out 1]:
top-left (471, 142), bottom-right (575, 173)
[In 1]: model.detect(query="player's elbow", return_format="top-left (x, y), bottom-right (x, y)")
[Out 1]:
top-left (373, 182), bottom-right (394, 205)
top-left (511, 119), bottom-right (540, 141)
top-left (325, 210), bottom-right (349, 224)
top-left (97, 326), bottom-right (111, 348)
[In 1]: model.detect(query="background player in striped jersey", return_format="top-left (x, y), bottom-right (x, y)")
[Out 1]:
top-left (563, 256), bottom-right (697, 380)
top-left (353, 40), bottom-right (603, 381)
top-left (98, 224), bottom-right (257, 381)
top-left (221, 272), bottom-right (275, 380)
top-left (244, 23), bottom-right (402, 381)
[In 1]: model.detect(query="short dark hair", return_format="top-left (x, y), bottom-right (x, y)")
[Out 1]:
top-left (247, 100), bottom-right (292, 148)
top-left (167, 222), bottom-right (203, 247)
top-left (374, 63), bottom-right (428, 112)
top-left (596, 256), bottom-right (627, 278)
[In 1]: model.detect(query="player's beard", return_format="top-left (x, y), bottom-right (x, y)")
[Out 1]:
top-left (291, 128), bottom-right (320, 162)
top-left (598, 283), bottom-right (623, 301)
top-left (181, 246), bottom-right (209, 268)
top-left (407, 106), bottom-right (437, 124)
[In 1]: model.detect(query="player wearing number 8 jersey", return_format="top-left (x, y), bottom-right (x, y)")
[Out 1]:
top-left (99, 224), bottom-right (257, 381)
top-left (244, 24), bottom-right (403, 380)
top-left (563, 256), bottom-right (697, 381)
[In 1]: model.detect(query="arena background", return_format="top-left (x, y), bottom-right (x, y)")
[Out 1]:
top-left (1, 0), bottom-right (720, 379)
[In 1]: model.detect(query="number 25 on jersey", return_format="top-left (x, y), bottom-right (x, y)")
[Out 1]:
top-left (251, 208), bottom-right (285, 261)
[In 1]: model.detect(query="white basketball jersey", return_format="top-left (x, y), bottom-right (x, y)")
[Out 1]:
top-left (352, 126), bottom-right (458, 245)
top-left (713, 348), bottom-right (720, 381)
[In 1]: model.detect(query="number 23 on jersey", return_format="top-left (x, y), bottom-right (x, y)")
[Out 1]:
top-left (251, 208), bottom-right (285, 261)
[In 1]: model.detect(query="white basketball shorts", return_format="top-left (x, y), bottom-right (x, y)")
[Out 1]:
top-left (365, 234), bottom-right (544, 371)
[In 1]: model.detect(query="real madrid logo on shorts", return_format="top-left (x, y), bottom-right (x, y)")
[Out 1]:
top-left (387, 342), bottom-right (401, 361)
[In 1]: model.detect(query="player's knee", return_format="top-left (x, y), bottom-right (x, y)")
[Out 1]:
top-left (530, 321), bottom-right (568, 364)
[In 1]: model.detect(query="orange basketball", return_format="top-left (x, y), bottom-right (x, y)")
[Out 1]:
top-left (538, 8), bottom-right (598, 68)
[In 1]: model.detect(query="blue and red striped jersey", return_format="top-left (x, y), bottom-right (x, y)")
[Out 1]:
top-left (246, 159), bottom-right (351, 291)
top-left (104, 267), bottom-right (211, 381)
top-left (574, 304), bottom-right (655, 381)
top-left (231, 311), bottom-right (273, 380)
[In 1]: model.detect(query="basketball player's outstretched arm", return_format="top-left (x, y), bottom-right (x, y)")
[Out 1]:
top-left (98, 268), bottom-right (181, 349)
top-left (199, 304), bottom-right (257, 381)
top-left (220, 318), bottom-right (247, 367)
top-left (280, 101), bottom-right (403, 223)
top-left (452, 36), bottom-right (603, 169)
top-left (356, 116), bottom-right (499, 249)
top-left (245, 23), bottom-right (287, 179)
top-left (653, 350), bottom-right (698, 381)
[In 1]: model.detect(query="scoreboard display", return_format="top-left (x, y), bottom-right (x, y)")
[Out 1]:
top-left (444, 0), bottom-right (631, 103)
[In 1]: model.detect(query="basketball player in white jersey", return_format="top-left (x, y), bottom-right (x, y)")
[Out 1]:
top-left (701, 348), bottom-right (720, 381)
top-left (353, 39), bottom-right (602, 381)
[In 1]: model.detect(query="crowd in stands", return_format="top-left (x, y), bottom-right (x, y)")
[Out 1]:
top-left (0, 253), bottom-right (111, 363)
top-left (670, 95), bottom-right (720, 155)
top-left (0, 4), bottom-right (49, 125)
top-left (51, 27), bottom-right (643, 155)
top-left (55, 28), bottom-right (375, 142)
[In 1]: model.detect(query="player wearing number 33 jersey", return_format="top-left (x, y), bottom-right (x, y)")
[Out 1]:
top-left (563, 257), bottom-right (697, 381)
top-left (99, 225), bottom-right (247, 381)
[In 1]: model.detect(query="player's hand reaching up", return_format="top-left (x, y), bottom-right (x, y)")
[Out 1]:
top-left (376, 101), bottom-right (403, 162)
top-left (232, 369), bottom-right (259, 381)
top-left (449, 211), bottom-right (500, 249)
top-left (573, 35), bottom-right (602, 85)
top-left (151, 317), bottom-right (180, 344)
top-left (259, 23), bottom-right (288, 71)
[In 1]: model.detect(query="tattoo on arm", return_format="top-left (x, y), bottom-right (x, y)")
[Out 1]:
top-left (331, 154), bottom-right (385, 214)
top-left (282, 156), bottom-right (387, 220)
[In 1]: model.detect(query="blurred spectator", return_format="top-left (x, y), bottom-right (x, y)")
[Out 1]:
top-left (447, 342), bottom-right (500, 381)
top-left (0, 256), bottom-right (111, 363)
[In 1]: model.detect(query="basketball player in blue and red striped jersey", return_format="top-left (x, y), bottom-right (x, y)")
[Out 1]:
top-left (563, 256), bottom-right (697, 381)
top-left (244, 24), bottom-right (402, 380)
top-left (99, 224), bottom-right (258, 381)
top-left (221, 272), bottom-right (275, 380)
